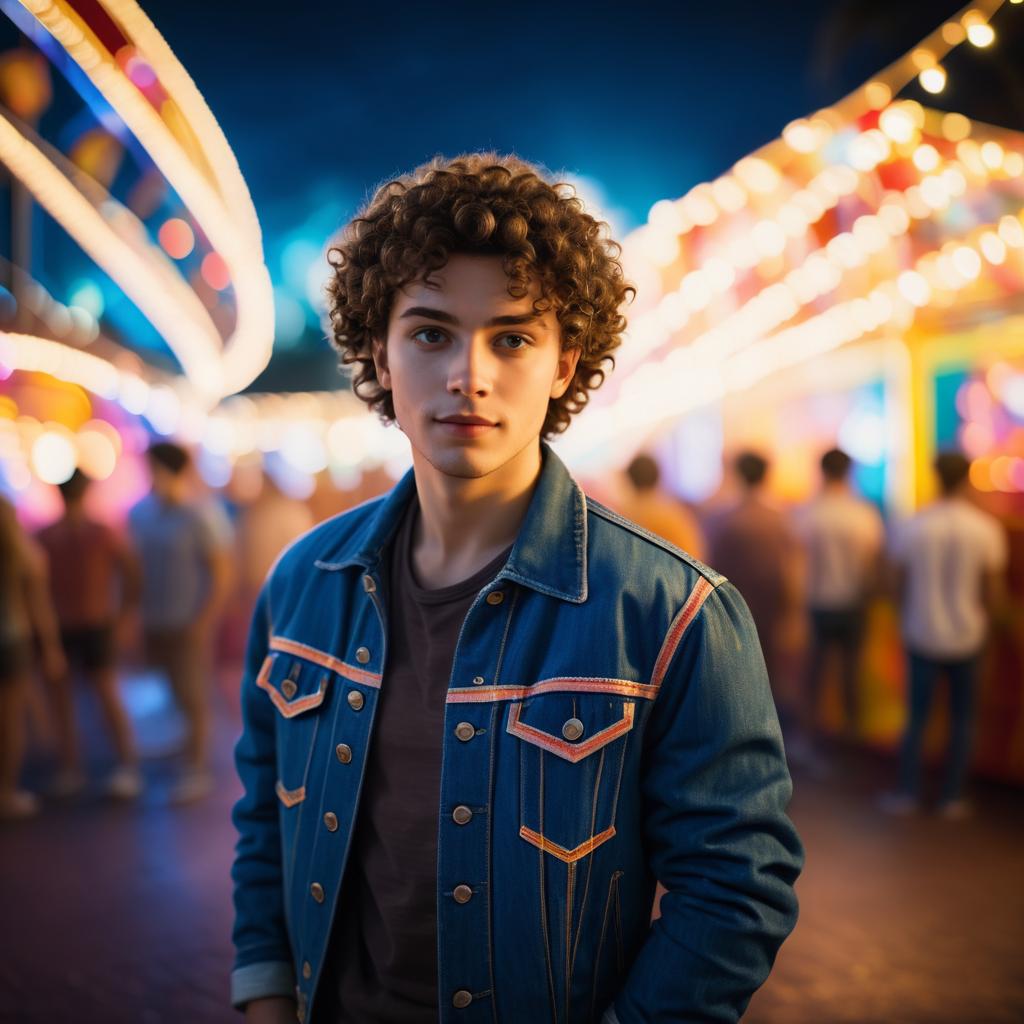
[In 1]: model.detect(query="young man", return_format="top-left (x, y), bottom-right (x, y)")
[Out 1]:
top-left (37, 469), bottom-right (142, 798)
top-left (129, 442), bottom-right (231, 803)
top-left (794, 448), bottom-right (884, 748)
top-left (232, 154), bottom-right (802, 1024)
top-left (883, 452), bottom-right (1007, 819)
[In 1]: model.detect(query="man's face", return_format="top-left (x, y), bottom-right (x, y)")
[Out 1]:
top-left (373, 254), bottom-right (581, 480)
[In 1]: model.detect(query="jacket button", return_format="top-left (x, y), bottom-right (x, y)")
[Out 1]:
top-left (347, 690), bottom-right (365, 711)
top-left (562, 718), bottom-right (584, 741)
top-left (472, 676), bottom-right (485, 686)
top-left (452, 805), bottom-right (473, 825)
top-left (335, 743), bottom-right (353, 764)
top-left (281, 679), bottom-right (297, 699)
top-left (323, 812), bottom-right (339, 832)
top-left (302, 961), bottom-right (312, 979)
top-left (310, 883), bottom-right (324, 903)
top-left (355, 646), bottom-right (370, 664)
top-left (452, 990), bottom-right (473, 1009)
top-left (485, 591), bottom-right (504, 605)
top-left (362, 575), bottom-right (376, 593)
top-left (454, 722), bottom-right (475, 742)
top-left (453, 884), bottom-right (473, 904)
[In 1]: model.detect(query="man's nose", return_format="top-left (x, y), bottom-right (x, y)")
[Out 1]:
top-left (447, 338), bottom-right (493, 397)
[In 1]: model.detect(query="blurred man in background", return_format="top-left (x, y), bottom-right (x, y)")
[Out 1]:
top-left (708, 452), bottom-right (802, 704)
top-left (129, 442), bottom-right (230, 804)
top-left (794, 448), bottom-right (884, 753)
top-left (0, 497), bottom-right (65, 819)
top-left (882, 452), bottom-right (1007, 819)
top-left (617, 452), bottom-right (706, 560)
top-left (37, 470), bottom-right (142, 799)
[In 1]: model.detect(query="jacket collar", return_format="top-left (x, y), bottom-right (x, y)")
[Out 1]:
top-left (314, 441), bottom-right (588, 604)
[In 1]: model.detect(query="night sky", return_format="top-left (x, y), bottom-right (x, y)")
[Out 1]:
top-left (3, 0), bottom-right (1020, 388)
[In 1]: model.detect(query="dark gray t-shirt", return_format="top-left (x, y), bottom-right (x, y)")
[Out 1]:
top-left (319, 497), bottom-right (512, 1022)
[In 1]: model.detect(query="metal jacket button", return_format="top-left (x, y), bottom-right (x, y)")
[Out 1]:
top-left (302, 961), bottom-right (312, 979)
top-left (355, 646), bottom-right (370, 664)
top-left (452, 805), bottom-right (473, 825)
top-left (562, 718), bottom-right (584, 741)
top-left (485, 591), bottom-right (504, 605)
top-left (362, 575), bottom-right (376, 593)
top-left (310, 883), bottom-right (325, 903)
top-left (452, 990), bottom-right (473, 1009)
top-left (453, 884), bottom-right (473, 904)
top-left (335, 743), bottom-right (353, 764)
top-left (454, 722), bottom-right (475, 742)
top-left (281, 679), bottom-right (297, 699)
top-left (323, 812), bottom-right (338, 832)
top-left (347, 690), bottom-right (365, 711)
top-left (472, 676), bottom-right (484, 685)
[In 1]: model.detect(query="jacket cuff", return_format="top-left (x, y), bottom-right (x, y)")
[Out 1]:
top-left (231, 960), bottom-right (296, 1009)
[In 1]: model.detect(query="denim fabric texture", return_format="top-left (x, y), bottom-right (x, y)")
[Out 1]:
top-left (231, 442), bottom-right (804, 1022)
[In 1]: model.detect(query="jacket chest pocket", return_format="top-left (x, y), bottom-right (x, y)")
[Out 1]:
top-left (256, 652), bottom-right (333, 808)
top-left (509, 693), bottom-right (635, 863)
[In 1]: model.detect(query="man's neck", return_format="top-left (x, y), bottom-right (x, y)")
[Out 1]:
top-left (408, 441), bottom-right (542, 589)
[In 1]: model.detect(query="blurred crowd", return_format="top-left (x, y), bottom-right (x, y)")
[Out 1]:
top-left (0, 441), bottom-right (1010, 823)
top-left (0, 441), bottom-right (313, 819)
top-left (612, 445), bottom-right (1008, 820)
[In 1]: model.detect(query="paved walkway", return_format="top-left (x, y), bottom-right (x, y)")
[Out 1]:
top-left (1, 675), bottom-right (1022, 1022)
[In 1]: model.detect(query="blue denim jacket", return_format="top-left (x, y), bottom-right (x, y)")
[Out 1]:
top-left (231, 442), bottom-right (803, 1023)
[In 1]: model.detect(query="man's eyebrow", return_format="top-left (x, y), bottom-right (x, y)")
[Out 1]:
top-left (398, 306), bottom-right (540, 327)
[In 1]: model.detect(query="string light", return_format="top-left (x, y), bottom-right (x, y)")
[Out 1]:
top-left (919, 66), bottom-right (947, 94)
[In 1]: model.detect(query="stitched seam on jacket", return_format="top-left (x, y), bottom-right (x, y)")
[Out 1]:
top-left (650, 577), bottom-right (715, 690)
top-left (537, 753), bottom-right (558, 1024)
top-left (448, 677), bottom-right (657, 703)
top-left (269, 635), bottom-right (382, 688)
top-left (274, 780), bottom-right (306, 808)
top-left (519, 825), bottom-right (617, 864)
top-left (570, 746), bottom-right (604, 977)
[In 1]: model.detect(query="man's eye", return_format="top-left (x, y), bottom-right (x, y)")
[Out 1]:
top-left (412, 327), bottom-right (447, 346)
top-left (499, 334), bottom-right (530, 350)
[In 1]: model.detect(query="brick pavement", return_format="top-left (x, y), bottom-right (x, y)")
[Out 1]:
top-left (1, 674), bottom-right (1022, 1023)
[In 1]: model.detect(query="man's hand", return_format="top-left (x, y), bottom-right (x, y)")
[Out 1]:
top-left (244, 996), bottom-right (296, 1024)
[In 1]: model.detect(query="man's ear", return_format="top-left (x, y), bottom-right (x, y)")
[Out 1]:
top-left (371, 337), bottom-right (391, 391)
top-left (550, 344), bottom-right (583, 400)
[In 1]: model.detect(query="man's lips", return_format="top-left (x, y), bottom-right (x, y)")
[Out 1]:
top-left (435, 415), bottom-right (496, 426)
top-left (434, 415), bottom-right (498, 437)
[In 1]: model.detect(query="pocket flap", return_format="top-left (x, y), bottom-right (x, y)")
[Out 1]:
top-left (507, 699), bottom-right (635, 763)
top-left (257, 654), bottom-right (330, 718)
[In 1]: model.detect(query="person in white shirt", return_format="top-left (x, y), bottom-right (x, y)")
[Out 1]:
top-left (883, 452), bottom-right (1007, 818)
top-left (795, 448), bottom-right (884, 748)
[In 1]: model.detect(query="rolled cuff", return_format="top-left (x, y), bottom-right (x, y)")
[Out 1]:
top-left (231, 960), bottom-right (296, 1009)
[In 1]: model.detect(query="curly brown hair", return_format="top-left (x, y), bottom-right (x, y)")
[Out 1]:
top-left (325, 152), bottom-right (633, 438)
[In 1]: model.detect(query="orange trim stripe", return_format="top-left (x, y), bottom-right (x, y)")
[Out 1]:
top-left (269, 636), bottom-right (382, 688)
top-left (519, 825), bottom-right (616, 863)
top-left (507, 702), bottom-right (635, 763)
top-left (651, 578), bottom-right (715, 690)
top-left (275, 780), bottom-right (306, 808)
top-left (256, 656), bottom-right (329, 718)
top-left (447, 677), bottom-right (658, 704)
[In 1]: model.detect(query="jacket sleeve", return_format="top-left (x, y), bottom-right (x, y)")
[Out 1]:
top-left (230, 582), bottom-right (296, 1009)
top-left (608, 580), bottom-right (803, 1023)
